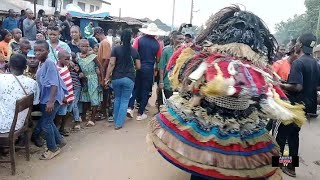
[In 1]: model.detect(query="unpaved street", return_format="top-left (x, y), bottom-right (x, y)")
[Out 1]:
top-left (1, 94), bottom-right (320, 180)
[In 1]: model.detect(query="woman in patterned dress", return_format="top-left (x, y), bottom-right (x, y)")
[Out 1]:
top-left (78, 39), bottom-right (103, 127)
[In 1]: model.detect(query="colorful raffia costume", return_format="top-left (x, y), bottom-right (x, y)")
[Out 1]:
top-left (147, 6), bottom-right (306, 180)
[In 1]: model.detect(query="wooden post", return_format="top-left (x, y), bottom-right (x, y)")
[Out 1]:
top-left (190, 0), bottom-right (193, 24)
top-left (33, 0), bottom-right (37, 17)
top-left (171, 0), bottom-right (175, 31)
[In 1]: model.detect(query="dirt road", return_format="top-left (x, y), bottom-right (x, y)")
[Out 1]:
top-left (1, 93), bottom-right (320, 180)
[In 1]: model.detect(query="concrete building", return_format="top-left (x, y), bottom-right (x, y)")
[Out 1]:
top-left (1, 0), bottom-right (110, 15)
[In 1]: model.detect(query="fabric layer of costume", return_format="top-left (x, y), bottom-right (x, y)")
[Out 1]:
top-left (147, 5), bottom-right (306, 180)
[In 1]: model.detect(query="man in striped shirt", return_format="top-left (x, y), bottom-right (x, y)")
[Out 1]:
top-left (55, 50), bottom-right (74, 136)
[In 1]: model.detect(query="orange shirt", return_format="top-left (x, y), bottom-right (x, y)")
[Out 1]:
top-left (0, 41), bottom-right (9, 61)
top-left (97, 38), bottom-right (111, 65)
top-left (272, 58), bottom-right (291, 81)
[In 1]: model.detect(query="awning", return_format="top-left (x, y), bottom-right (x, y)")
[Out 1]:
top-left (66, 4), bottom-right (109, 18)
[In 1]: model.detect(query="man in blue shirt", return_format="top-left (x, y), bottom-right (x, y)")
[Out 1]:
top-left (3, 9), bottom-right (18, 31)
top-left (128, 23), bottom-right (164, 121)
top-left (32, 40), bottom-right (68, 160)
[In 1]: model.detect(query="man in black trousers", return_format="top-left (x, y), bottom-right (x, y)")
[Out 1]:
top-left (280, 33), bottom-right (320, 177)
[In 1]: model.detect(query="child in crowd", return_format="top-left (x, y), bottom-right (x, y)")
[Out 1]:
top-left (47, 26), bottom-right (71, 63)
top-left (78, 39), bottom-right (103, 127)
top-left (8, 28), bottom-right (22, 58)
top-left (36, 33), bottom-right (46, 41)
top-left (69, 52), bottom-right (83, 130)
top-left (18, 39), bottom-right (32, 57)
top-left (55, 50), bottom-right (74, 136)
top-left (0, 29), bottom-right (12, 61)
top-left (32, 40), bottom-right (67, 160)
top-left (24, 52), bottom-right (39, 80)
top-left (93, 44), bottom-right (99, 55)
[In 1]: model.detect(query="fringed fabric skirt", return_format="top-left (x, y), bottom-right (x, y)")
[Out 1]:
top-left (147, 96), bottom-right (282, 180)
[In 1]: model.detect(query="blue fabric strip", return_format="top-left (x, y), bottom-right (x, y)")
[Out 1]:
top-left (156, 115), bottom-right (275, 156)
top-left (166, 107), bottom-right (267, 140)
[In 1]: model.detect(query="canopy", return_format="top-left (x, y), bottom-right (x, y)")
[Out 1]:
top-left (66, 4), bottom-right (110, 18)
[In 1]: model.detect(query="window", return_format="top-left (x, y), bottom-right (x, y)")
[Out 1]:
top-left (37, 0), bottom-right (44, 5)
top-left (96, 6), bottom-right (100, 11)
top-left (90, 5), bottom-right (94, 12)
top-left (48, 0), bottom-right (56, 7)
top-left (78, 2), bottom-right (85, 11)
top-left (63, 0), bottom-right (73, 9)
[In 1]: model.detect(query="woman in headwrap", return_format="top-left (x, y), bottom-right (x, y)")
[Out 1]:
top-left (147, 5), bottom-right (306, 180)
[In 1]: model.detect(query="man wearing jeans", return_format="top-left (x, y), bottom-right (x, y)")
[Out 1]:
top-left (32, 40), bottom-right (68, 160)
top-left (128, 23), bottom-right (164, 121)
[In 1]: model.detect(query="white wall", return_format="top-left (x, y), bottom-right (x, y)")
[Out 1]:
top-left (13, 0), bottom-right (103, 15)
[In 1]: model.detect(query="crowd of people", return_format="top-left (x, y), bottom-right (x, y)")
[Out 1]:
top-left (0, 8), bottom-right (192, 161)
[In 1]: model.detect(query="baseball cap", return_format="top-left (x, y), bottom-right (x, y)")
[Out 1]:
top-left (298, 33), bottom-right (317, 55)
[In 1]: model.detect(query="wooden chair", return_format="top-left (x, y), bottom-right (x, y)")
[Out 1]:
top-left (0, 94), bottom-right (34, 175)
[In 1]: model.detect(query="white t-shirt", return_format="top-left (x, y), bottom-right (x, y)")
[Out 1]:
top-left (107, 35), bottom-right (113, 47)
top-left (0, 74), bottom-right (39, 133)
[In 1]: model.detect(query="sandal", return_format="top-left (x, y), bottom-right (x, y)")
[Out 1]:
top-left (72, 124), bottom-right (81, 131)
top-left (59, 129), bottom-right (70, 137)
top-left (86, 121), bottom-right (95, 127)
top-left (40, 148), bottom-right (61, 160)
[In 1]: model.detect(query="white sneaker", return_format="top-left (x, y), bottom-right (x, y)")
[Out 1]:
top-left (127, 109), bottom-right (133, 118)
top-left (136, 114), bottom-right (148, 121)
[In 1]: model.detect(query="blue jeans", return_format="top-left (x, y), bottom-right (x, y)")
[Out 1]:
top-left (112, 77), bottom-right (134, 127)
top-left (129, 69), bottom-right (154, 114)
top-left (33, 102), bottom-right (62, 151)
top-left (72, 87), bottom-right (81, 122)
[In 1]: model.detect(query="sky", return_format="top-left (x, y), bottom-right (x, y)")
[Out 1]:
top-left (104, 0), bottom-right (307, 33)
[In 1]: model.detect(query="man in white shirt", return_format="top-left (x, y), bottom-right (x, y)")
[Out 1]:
top-left (0, 54), bottom-right (39, 133)
top-left (107, 29), bottom-right (114, 47)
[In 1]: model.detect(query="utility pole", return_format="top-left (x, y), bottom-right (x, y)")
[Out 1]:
top-left (190, 0), bottom-right (194, 24)
top-left (316, 5), bottom-right (320, 42)
top-left (171, 0), bottom-right (176, 31)
top-left (33, 0), bottom-right (37, 17)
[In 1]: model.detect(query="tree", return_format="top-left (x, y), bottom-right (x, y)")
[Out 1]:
top-left (274, 0), bottom-right (320, 43)
top-left (274, 14), bottom-right (310, 44)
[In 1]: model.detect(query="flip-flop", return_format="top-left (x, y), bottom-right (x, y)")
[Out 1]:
top-left (40, 148), bottom-right (61, 160)
top-left (86, 121), bottom-right (95, 127)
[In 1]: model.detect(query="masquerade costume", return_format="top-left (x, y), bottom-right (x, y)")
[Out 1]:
top-left (147, 6), bottom-right (306, 180)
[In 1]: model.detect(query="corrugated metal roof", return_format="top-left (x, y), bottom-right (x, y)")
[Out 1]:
top-left (73, 16), bottom-right (127, 24)
top-left (111, 16), bottom-right (145, 26)
top-left (74, 16), bottom-right (144, 26)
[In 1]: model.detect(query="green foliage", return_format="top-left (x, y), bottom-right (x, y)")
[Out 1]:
top-left (274, 0), bottom-right (320, 44)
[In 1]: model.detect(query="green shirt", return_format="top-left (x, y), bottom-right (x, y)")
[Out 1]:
top-left (158, 46), bottom-right (174, 90)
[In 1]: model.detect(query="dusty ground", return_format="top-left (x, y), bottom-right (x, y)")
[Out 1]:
top-left (1, 91), bottom-right (320, 180)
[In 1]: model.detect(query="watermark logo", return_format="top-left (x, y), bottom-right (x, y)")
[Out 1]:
top-left (272, 156), bottom-right (299, 167)
top-left (279, 156), bottom-right (292, 167)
